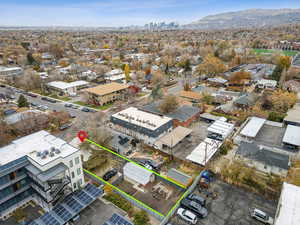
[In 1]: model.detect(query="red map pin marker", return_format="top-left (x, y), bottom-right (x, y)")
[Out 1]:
top-left (77, 130), bottom-right (88, 142)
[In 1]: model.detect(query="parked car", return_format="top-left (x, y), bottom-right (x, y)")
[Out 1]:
top-left (38, 105), bottom-right (48, 111)
top-left (177, 208), bottom-right (198, 224)
top-left (250, 208), bottom-right (274, 225)
top-left (207, 133), bottom-right (223, 141)
top-left (71, 104), bottom-right (79, 109)
top-left (64, 103), bottom-right (72, 107)
top-left (186, 193), bottom-right (206, 206)
top-left (103, 169), bottom-right (118, 181)
top-left (81, 107), bottom-right (90, 112)
top-left (180, 199), bottom-right (208, 218)
top-left (41, 97), bottom-right (57, 103)
top-left (30, 102), bottom-right (38, 107)
top-left (27, 92), bottom-right (38, 98)
top-left (69, 113), bottom-right (76, 118)
top-left (59, 123), bottom-right (72, 131)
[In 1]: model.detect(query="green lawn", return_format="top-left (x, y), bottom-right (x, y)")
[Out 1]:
top-left (49, 94), bottom-right (71, 101)
top-left (73, 101), bottom-right (113, 110)
top-left (253, 48), bottom-right (299, 56)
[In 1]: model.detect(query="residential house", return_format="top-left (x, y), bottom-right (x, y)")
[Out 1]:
top-left (236, 142), bottom-right (290, 177)
top-left (141, 102), bottom-right (202, 127)
top-left (179, 91), bottom-right (202, 103)
top-left (234, 93), bottom-right (258, 109)
top-left (85, 82), bottom-right (129, 106)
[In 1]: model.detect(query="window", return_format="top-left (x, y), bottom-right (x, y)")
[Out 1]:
top-left (69, 160), bottom-right (73, 168)
top-left (73, 182), bottom-right (76, 189)
top-left (77, 179), bottom-right (82, 187)
top-left (71, 172), bottom-right (75, 179)
top-left (77, 168), bottom-right (81, 176)
top-left (75, 157), bottom-right (80, 165)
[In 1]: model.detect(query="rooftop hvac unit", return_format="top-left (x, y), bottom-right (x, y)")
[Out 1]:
top-left (50, 147), bottom-right (56, 152)
top-left (55, 149), bottom-right (61, 154)
top-left (50, 152), bottom-right (55, 157)
top-left (36, 151), bottom-right (42, 157)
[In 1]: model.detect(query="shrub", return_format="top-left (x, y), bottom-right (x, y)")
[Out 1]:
top-left (133, 210), bottom-right (150, 225)
top-left (104, 193), bottom-right (134, 215)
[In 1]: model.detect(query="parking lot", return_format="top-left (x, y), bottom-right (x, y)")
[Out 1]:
top-left (74, 198), bottom-right (127, 225)
top-left (170, 179), bottom-right (277, 225)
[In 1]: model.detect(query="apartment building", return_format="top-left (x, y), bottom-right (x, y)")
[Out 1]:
top-left (85, 82), bottom-right (129, 106)
top-left (110, 107), bottom-right (173, 145)
top-left (0, 130), bottom-right (84, 220)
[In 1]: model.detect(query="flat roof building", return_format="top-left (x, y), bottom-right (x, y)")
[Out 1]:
top-left (284, 104), bottom-right (300, 126)
top-left (240, 117), bottom-right (266, 138)
top-left (0, 66), bottom-right (23, 78)
top-left (111, 107), bottom-right (173, 145)
top-left (0, 131), bottom-right (84, 219)
top-left (46, 80), bottom-right (89, 96)
top-left (282, 125), bottom-right (300, 148)
top-left (274, 182), bottom-right (300, 225)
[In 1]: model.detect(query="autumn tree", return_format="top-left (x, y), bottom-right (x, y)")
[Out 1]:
top-left (133, 210), bottom-right (150, 225)
top-left (124, 64), bottom-right (131, 83)
top-left (159, 95), bottom-right (179, 113)
top-left (269, 90), bottom-right (296, 113)
top-left (272, 55), bottom-right (291, 82)
top-left (196, 54), bottom-right (227, 77)
top-left (229, 70), bottom-right (251, 84)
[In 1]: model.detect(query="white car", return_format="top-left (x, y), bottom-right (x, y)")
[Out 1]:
top-left (250, 208), bottom-right (274, 225)
top-left (177, 207), bottom-right (198, 224)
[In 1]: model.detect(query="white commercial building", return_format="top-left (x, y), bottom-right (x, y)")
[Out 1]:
top-left (111, 107), bottom-right (173, 145)
top-left (46, 80), bottom-right (89, 96)
top-left (275, 182), bottom-right (300, 225)
top-left (0, 130), bottom-right (84, 219)
top-left (0, 66), bottom-right (23, 78)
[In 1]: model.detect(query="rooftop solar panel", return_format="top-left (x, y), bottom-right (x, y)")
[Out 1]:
top-left (40, 212), bottom-right (61, 225)
top-left (64, 196), bottom-right (83, 213)
top-left (108, 213), bottom-right (133, 225)
top-left (75, 190), bottom-right (93, 205)
top-left (85, 183), bottom-right (103, 198)
top-left (53, 204), bottom-right (73, 222)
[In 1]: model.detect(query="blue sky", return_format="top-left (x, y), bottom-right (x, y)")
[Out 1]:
top-left (1, 0), bottom-right (300, 26)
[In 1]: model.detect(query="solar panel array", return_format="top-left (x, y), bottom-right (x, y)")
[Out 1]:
top-left (103, 213), bottom-right (133, 225)
top-left (65, 196), bottom-right (83, 213)
top-left (53, 204), bottom-right (73, 222)
top-left (39, 212), bottom-right (60, 225)
top-left (28, 183), bottom-right (103, 225)
top-left (85, 183), bottom-right (103, 198)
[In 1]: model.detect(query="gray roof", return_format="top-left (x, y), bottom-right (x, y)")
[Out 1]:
top-left (167, 168), bottom-right (191, 186)
top-left (140, 103), bottom-right (200, 122)
top-left (236, 142), bottom-right (290, 170)
top-left (234, 93), bottom-right (258, 106)
top-left (282, 125), bottom-right (300, 146)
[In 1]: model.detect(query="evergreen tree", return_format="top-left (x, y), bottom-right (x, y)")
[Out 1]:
top-left (17, 95), bottom-right (29, 108)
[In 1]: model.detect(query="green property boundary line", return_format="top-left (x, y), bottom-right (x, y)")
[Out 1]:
top-left (84, 169), bottom-right (165, 217)
top-left (86, 138), bottom-right (187, 189)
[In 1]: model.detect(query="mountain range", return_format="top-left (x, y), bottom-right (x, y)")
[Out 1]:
top-left (185, 8), bottom-right (300, 30)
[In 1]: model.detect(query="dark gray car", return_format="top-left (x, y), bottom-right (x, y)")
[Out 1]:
top-left (180, 199), bottom-right (208, 218)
